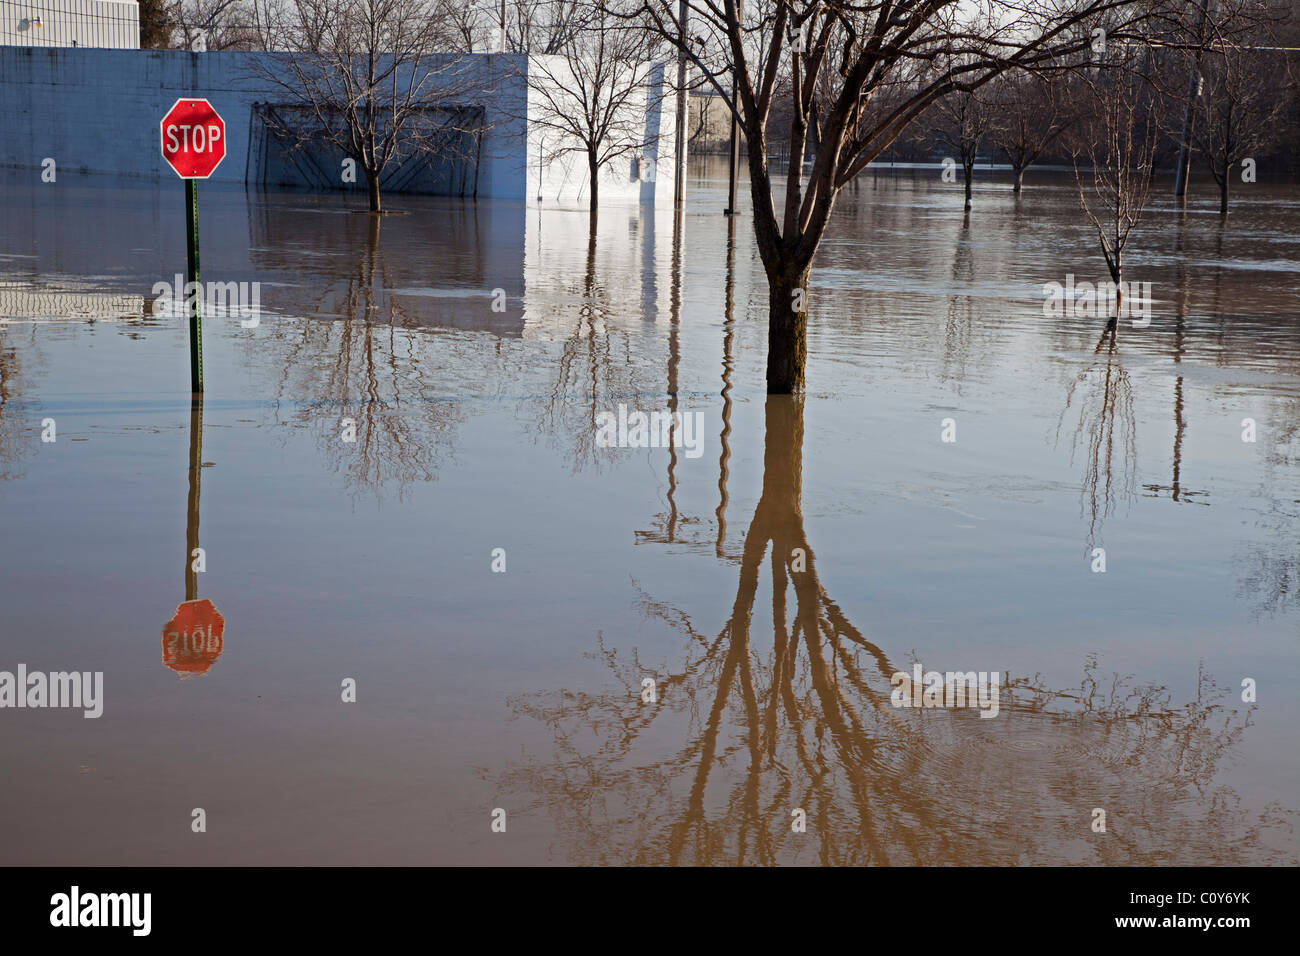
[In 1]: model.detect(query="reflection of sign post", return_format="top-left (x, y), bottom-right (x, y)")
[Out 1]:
top-left (160, 98), bottom-right (227, 394)
top-left (185, 396), bottom-right (203, 602)
top-left (162, 395), bottom-right (226, 677)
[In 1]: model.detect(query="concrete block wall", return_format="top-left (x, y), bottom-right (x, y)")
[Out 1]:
top-left (0, 46), bottom-right (681, 205)
top-left (0, 48), bottom-right (529, 199)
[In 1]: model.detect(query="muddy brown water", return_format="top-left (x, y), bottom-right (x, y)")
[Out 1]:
top-left (0, 160), bottom-right (1296, 864)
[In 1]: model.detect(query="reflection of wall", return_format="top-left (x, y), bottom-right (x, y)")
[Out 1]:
top-left (689, 89), bottom-right (740, 155)
top-left (0, 172), bottom-right (169, 283)
top-left (520, 202), bottom-right (675, 340)
top-left (0, 286), bottom-right (143, 319)
top-left (0, 169), bottom-right (528, 339)
top-left (248, 195), bottom-right (527, 336)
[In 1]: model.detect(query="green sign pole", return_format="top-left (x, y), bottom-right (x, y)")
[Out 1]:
top-left (185, 394), bottom-right (203, 603)
top-left (186, 177), bottom-right (203, 393)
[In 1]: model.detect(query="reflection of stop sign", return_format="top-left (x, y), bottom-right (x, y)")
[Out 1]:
top-left (160, 98), bottom-right (227, 179)
top-left (162, 599), bottom-right (226, 677)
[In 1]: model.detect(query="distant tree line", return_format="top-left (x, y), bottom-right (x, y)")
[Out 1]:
top-left (765, 0), bottom-right (1298, 189)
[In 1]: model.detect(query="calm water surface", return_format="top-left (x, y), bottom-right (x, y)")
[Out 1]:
top-left (0, 161), bottom-right (1296, 864)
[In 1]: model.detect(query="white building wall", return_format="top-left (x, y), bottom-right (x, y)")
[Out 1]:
top-left (525, 55), bottom-right (681, 208)
top-left (0, 0), bottom-right (140, 49)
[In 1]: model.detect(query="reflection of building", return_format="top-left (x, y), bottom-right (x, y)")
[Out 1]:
top-left (0, 0), bottom-right (139, 49)
top-left (689, 89), bottom-right (740, 155)
top-left (520, 203), bottom-right (676, 341)
top-left (249, 195), bottom-right (527, 336)
top-left (0, 285), bottom-right (143, 321)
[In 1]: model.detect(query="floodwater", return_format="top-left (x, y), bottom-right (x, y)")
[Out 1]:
top-left (0, 159), bottom-right (1296, 865)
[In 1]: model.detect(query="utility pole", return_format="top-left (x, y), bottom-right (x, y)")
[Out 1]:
top-left (723, 0), bottom-right (743, 215)
top-left (1173, 0), bottom-right (1212, 201)
top-left (673, 0), bottom-right (689, 206)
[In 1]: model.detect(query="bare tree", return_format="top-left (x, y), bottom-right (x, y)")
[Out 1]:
top-left (689, 91), bottom-right (722, 149)
top-left (930, 85), bottom-right (993, 209)
top-left (253, 0), bottom-right (481, 213)
top-left (169, 0), bottom-right (262, 50)
top-left (443, 0), bottom-right (483, 52)
top-left (628, 0), bottom-right (1187, 394)
top-left (245, 0), bottom-right (329, 51)
top-left (988, 71), bottom-right (1072, 192)
top-left (1069, 54), bottom-right (1161, 329)
top-left (506, 0), bottom-right (592, 53)
top-left (527, 0), bottom-right (665, 220)
top-left (1194, 42), bottom-right (1294, 213)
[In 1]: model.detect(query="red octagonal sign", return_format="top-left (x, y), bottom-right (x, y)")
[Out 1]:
top-left (160, 98), bottom-right (227, 179)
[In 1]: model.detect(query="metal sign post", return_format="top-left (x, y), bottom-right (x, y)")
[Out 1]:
top-left (159, 98), bottom-right (227, 393)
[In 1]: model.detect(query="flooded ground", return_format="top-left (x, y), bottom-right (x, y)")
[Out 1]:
top-left (0, 159), bottom-right (1296, 865)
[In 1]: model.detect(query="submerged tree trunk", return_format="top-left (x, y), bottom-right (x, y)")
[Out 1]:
top-left (766, 268), bottom-right (810, 395)
top-left (1108, 260), bottom-right (1123, 332)
top-left (744, 116), bottom-right (812, 396)
top-left (1013, 165), bottom-right (1025, 192)
top-left (1219, 175), bottom-right (1229, 216)
top-left (963, 160), bottom-right (974, 209)
top-left (588, 150), bottom-right (600, 218)
top-left (366, 170), bottom-right (381, 213)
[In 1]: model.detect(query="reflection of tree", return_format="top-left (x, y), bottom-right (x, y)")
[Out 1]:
top-left (940, 214), bottom-right (976, 389)
top-left (638, 210), bottom-right (684, 545)
top-left (1143, 262), bottom-right (1207, 506)
top-left (267, 216), bottom-right (461, 500)
top-left (1057, 326), bottom-right (1137, 550)
top-left (1237, 396), bottom-right (1300, 618)
top-left (0, 327), bottom-right (39, 480)
top-left (1237, 538), bottom-right (1298, 619)
top-left (499, 397), bottom-right (1289, 865)
top-left (715, 215), bottom-right (737, 560)
top-left (538, 217), bottom-right (658, 473)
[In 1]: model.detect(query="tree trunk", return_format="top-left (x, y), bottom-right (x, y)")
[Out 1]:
top-left (1108, 262), bottom-right (1122, 331)
top-left (1013, 165), bottom-right (1024, 193)
top-left (366, 171), bottom-right (381, 213)
top-left (741, 100), bottom-right (814, 396)
top-left (963, 162), bottom-right (973, 209)
top-left (1219, 176), bottom-right (1229, 216)
top-left (766, 268), bottom-right (809, 395)
top-left (588, 150), bottom-right (600, 217)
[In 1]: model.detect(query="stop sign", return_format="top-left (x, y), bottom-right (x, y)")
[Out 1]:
top-left (162, 598), bottom-right (226, 677)
top-left (160, 98), bottom-right (227, 179)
